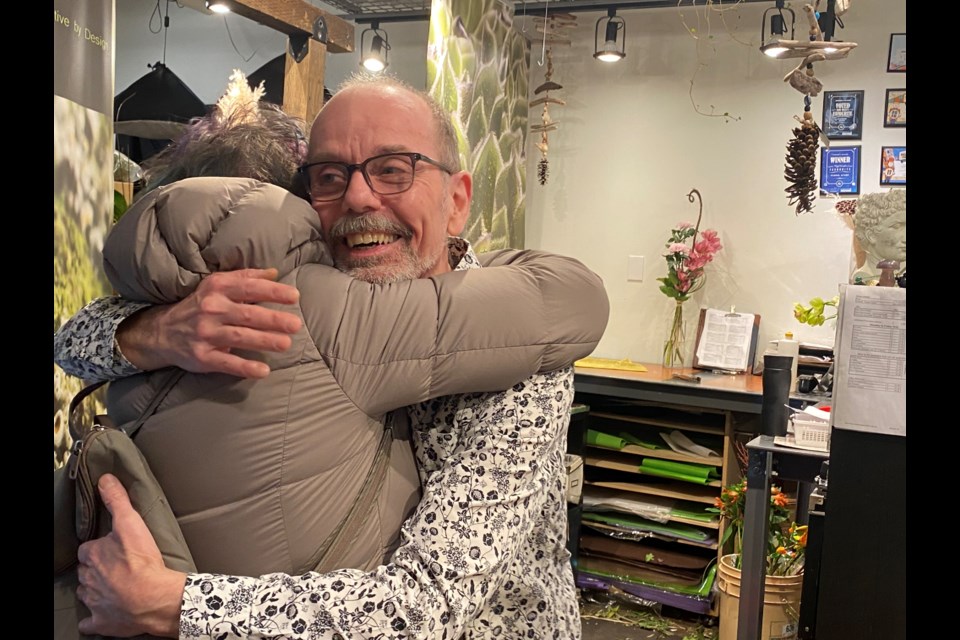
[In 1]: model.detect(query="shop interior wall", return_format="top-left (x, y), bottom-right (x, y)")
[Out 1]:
top-left (116, 0), bottom-right (906, 364)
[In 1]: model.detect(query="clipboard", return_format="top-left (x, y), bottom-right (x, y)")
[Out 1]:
top-left (691, 308), bottom-right (761, 374)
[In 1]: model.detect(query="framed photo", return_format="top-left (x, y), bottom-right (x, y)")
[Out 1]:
top-left (820, 146), bottom-right (861, 196)
top-left (887, 33), bottom-right (906, 72)
top-left (880, 146), bottom-right (906, 186)
top-left (884, 89), bottom-right (906, 127)
top-left (822, 90), bottom-right (864, 139)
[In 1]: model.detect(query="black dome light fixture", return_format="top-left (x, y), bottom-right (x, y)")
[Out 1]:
top-left (594, 8), bottom-right (625, 63)
top-left (760, 0), bottom-right (796, 58)
top-left (360, 21), bottom-right (391, 73)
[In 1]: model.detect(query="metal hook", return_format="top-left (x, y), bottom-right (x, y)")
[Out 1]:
top-left (686, 188), bottom-right (704, 231)
top-left (521, 0), bottom-right (528, 33)
top-left (537, 0), bottom-right (549, 66)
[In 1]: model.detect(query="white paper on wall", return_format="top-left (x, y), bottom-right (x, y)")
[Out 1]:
top-left (831, 284), bottom-right (906, 437)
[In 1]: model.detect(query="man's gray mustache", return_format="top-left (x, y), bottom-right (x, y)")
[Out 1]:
top-left (329, 215), bottom-right (411, 240)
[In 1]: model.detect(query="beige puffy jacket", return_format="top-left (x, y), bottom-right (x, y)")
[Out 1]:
top-left (103, 177), bottom-right (609, 577)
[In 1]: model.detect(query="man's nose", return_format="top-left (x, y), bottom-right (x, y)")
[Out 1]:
top-left (341, 168), bottom-right (381, 211)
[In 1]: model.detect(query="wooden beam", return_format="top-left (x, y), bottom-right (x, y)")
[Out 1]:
top-left (225, 0), bottom-right (354, 54)
top-left (283, 38), bottom-right (327, 128)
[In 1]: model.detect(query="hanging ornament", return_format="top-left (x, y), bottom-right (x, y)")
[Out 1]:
top-left (784, 107), bottom-right (821, 215)
top-left (527, 10), bottom-right (576, 186)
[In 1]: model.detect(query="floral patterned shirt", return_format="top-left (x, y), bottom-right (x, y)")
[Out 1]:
top-left (53, 242), bottom-right (581, 639)
top-left (53, 296), bottom-right (148, 381)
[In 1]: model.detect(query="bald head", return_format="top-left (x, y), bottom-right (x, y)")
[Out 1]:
top-left (309, 74), bottom-right (460, 171)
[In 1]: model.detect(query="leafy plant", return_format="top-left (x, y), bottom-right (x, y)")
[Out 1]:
top-left (708, 478), bottom-right (807, 576)
top-left (793, 295), bottom-right (839, 327)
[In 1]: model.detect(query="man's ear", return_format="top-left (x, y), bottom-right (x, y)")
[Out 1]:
top-left (445, 171), bottom-right (473, 236)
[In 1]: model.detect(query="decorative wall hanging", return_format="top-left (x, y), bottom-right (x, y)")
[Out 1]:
top-left (821, 90), bottom-right (864, 140)
top-left (887, 33), bottom-right (906, 72)
top-left (884, 89), bottom-right (906, 127)
top-left (785, 112), bottom-right (822, 215)
top-left (529, 11), bottom-right (577, 186)
top-left (819, 146), bottom-right (861, 196)
top-left (427, 0), bottom-right (531, 251)
top-left (779, 3), bottom-right (858, 215)
top-left (880, 146), bottom-right (906, 186)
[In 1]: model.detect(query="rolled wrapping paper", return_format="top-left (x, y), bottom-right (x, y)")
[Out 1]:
top-left (640, 458), bottom-right (719, 479)
top-left (586, 429), bottom-right (627, 450)
top-left (619, 431), bottom-right (664, 449)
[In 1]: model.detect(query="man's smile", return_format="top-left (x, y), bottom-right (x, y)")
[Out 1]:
top-left (345, 232), bottom-right (400, 248)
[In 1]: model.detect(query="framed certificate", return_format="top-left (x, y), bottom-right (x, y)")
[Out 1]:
top-left (884, 89), bottom-right (906, 127)
top-left (887, 33), bottom-right (906, 72)
top-left (822, 90), bottom-right (864, 140)
top-left (880, 146), bottom-right (906, 186)
top-left (820, 146), bottom-right (861, 196)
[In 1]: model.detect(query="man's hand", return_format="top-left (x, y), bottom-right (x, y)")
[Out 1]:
top-left (76, 474), bottom-right (186, 639)
top-left (118, 268), bottom-right (303, 378)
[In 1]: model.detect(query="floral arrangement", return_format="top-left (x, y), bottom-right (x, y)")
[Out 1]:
top-left (709, 478), bottom-right (807, 577)
top-left (657, 190), bottom-right (723, 367)
top-left (657, 223), bottom-right (724, 303)
top-left (793, 295), bottom-right (839, 327)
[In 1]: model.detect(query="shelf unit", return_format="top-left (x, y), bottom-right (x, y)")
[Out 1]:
top-left (572, 393), bottom-right (741, 616)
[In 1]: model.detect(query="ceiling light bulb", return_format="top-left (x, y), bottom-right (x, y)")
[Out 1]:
top-left (596, 46), bottom-right (624, 63)
top-left (761, 43), bottom-right (788, 58)
top-left (206, 1), bottom-right (230, 14)
top-left (363, 56), bottom-right (386, 72)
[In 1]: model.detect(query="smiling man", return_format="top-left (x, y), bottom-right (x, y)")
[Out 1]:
top-left (67, 75), bottom-right (604, 639)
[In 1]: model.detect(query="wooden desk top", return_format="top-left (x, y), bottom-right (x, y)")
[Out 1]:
top-left (574, 363), bottom-right (765, 413)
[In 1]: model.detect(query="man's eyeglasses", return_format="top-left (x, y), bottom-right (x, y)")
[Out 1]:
top-left (298, 152), bottom-right (455, 202)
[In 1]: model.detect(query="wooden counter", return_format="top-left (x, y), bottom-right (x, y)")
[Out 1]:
top-left (574, 364), bottom-right (765, 414)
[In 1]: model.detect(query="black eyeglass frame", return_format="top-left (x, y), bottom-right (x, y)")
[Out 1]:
top-left (297, 152), bottom-right (455, 202)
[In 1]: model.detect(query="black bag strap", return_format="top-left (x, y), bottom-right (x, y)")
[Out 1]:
top-left (67, 381), bottom-right (107, 443)
top-left (68, 370), bottom-right (186, 442)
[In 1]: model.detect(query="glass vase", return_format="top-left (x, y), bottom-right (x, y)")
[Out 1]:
top-left (662, 299), bottom-right (687, 369)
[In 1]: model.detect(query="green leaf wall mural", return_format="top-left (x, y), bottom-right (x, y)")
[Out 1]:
top-left (428, 0), bottom-right (530, 251)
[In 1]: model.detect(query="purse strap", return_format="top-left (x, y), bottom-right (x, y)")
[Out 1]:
top-left (68, 370), bottom-right (186, 442)
top-left (309, 412), bottom-right (396, 573)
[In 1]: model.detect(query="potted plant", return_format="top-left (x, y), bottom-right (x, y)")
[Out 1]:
top-left (709, 478), bottom-right (807, 640)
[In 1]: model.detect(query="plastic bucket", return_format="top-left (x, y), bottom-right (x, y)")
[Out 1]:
top-left (716, 554), bottom-right (803, 640)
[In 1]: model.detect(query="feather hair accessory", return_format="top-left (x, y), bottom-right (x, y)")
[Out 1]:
top-left (215, 69), bottom-right (267, 126)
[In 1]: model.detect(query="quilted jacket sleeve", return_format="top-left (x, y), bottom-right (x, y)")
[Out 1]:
top-left (299, 248), bottom-right (609, 417)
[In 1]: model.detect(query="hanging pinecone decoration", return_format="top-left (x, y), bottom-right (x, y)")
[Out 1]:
top-left (537, 158), bottom-right (549, 186)
top-left (784, 111), bottom-right (821, 215)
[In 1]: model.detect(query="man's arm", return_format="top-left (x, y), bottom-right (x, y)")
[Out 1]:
top-left (54, 269), bottom-right (304, 381)
top-left (311, 249), bottom-right (610, 416)
top-left (78, 372), bottom-right (573, 639)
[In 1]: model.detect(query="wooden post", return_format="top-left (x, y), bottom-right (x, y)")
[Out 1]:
top-left (222, 1), bottom-right (354, 127)
top-left (283, 38), bottom-right (328, 127)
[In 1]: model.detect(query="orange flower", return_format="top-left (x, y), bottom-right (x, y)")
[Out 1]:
top-left (773, 492), bottom-right (788, 508)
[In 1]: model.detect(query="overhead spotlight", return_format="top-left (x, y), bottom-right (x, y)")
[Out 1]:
top-left (760, 0), bottom-right (795, 58)
top-left (205, 0), bottom-right (230, 14)
top-left (360, 22), bottom-right (391, 73)
top-left (593, 8), bottom-right (625, 63)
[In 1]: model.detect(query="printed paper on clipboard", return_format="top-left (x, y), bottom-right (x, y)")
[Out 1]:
top-left (692, 308), bottom-right (761, 374)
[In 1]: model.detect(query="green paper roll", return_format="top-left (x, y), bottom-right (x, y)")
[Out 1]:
top-left (587, 430), bottom-right (627, 450)
top-left (641, 458), bottom-right (720, 480)
top-left (619, 432), bottom-right (664, 449)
